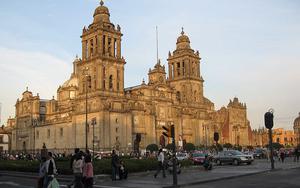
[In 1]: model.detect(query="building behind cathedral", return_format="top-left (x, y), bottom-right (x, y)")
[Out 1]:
top-left (8, 2), bottom-right (254, 153)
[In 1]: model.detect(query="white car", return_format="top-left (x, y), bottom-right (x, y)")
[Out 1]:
top-left (176, 152), bottom-right (189, 161)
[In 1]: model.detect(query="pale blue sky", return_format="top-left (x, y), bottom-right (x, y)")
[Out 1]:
top-left (0, 0), bottom-right (299, 130)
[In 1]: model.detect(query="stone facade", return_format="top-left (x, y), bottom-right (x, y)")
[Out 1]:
top-left (10, 2), bottom-right (252, 153)
top-left (293, 113), bottom-right (300, 146)
top-left (252, 127), bottom-right (297, 147)
top-left (251, 128), bottom-right (269, 147)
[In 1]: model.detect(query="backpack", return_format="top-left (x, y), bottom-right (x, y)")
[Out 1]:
top-left (48, 160), bottom-right (54, 175)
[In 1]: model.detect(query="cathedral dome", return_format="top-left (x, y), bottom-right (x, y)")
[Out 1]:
top-left (176, 29), bottom-right (191, 50)
top-left (93, 0), bottom-right (110, 23)
top-left (62, 74), bottom-right (78, 88)
top-left (294, 113), bottom-right (300, 129)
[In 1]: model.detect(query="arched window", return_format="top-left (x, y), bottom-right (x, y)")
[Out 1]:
top-left (177, 62), bottom-right (180, 76)
top-left (176, 91), bottom-right (181, 101)
top-left (182, 61), bottom-right (185, 76)
top-left (102, 67), bottom-right (106, 90)
top-left (109, 75), bottom-right (113, 90)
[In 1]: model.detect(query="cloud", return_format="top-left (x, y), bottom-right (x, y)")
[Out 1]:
top-left (0, 47), bottom-right (72, 124)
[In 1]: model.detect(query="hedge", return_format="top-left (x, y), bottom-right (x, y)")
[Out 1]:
top-left (0, 158), bottom-right (192, 175)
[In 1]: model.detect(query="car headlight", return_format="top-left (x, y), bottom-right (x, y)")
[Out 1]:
top-left (240, 157), bottom-right (247, 161)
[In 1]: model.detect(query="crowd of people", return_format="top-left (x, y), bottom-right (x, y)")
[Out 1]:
top-left (1, 146), bottom-right (300, 187)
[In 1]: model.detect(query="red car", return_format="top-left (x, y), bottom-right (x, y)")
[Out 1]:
top-left (191, 153), bottom-right (206, 165)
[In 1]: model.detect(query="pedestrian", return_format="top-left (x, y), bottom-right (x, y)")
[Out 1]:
top-left (154, 149), bottom-right (166, 178)
top-left (111, 150), bottom-right (120, 181)
top-left (119, 160), bottom-right (128, 180)
top-left (280, 150), bottom-right (285, 163)
top-left (294, 148), bottom-right (300, 162)
top-left (73, 152), bottom-right (84, 188)
top-left (37, 157), bottom-right (47, 188)
top-left (44, 152), bottom-right (58, 188)
top-left (203, 155), bottom-right (212, 170)
top-left (83, 155), bottom-right (94, 188)
top-left (68, 148), bottom-right (80, 188)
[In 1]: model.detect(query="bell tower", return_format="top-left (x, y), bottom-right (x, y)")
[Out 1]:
top-left (77, 0), bottom-right (125, 95)
top-left (167, 28), bottom-right (204, 103)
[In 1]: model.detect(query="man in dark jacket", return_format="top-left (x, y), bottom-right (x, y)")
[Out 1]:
top-left (67, 148), bottom-right (80, 188)
top-left (111, 150), bottom-right (120, 181)
top-left (294, 148), bottom-right (300, 162)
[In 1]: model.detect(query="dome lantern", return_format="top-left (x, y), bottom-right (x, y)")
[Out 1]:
top-left (93, 0), bottom-right (110, 23)
top-left (176, 27), bottom-right (191, 50)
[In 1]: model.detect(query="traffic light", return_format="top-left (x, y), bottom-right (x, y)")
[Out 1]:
top-left (162, 125), bottom-right (171, 137)
top-left (264, 112), bottom-right (274, 129)
top-left (214, 132), bottom-right (219, 142)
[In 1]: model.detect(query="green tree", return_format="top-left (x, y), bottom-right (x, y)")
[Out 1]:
top-left (223, 143), bottom-right (233, 149)
top-left (246, 145), bottom-right (254, 150)
top-left (146, 144), bottom-right (159, 153)
top-left (166, 143), bottom-right (173, 150)
top-left (184, 143), bottom-right (195, 152)
top-left (233, 145), bottom-right (242, 151)
top-left (265, 143), bottom-right (284, 150)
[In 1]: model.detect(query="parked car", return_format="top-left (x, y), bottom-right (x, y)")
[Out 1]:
top-left (191, 152), bottom-right (207, 165)
top-left (176, 152), bottom-right (189, 161)
top-left (253, 149), bottom-right (267, 159)
top-left (214, 150), bottom-right (254, 165)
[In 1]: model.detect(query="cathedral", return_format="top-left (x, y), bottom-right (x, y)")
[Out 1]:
top-left (10, 1), bottom-right (252, 153)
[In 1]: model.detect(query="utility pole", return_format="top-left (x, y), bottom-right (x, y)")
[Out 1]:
top-left (171, 124), bottom-right (177, 187)
top-left (162, 123), bottom-right (177, 186)
top-left (265, 110), bottom-right (275, 170)
top-left (85, 68), bottom-right (91, 152)
top-left (92, 118), bottom-right (96, 163)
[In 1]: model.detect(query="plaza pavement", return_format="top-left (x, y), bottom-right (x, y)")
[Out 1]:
top-left (0, 158), bottom-right (300, 188)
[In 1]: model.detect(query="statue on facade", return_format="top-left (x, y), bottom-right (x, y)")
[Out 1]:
top-left (133, 133), bottom-right (141, 157)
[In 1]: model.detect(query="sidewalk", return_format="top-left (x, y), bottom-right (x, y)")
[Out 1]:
top-left (0, 158), bottom-right (300, 188)
top-left (95, 158), bottom-right (300, 188)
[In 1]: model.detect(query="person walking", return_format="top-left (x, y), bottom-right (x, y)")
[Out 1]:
top-left (119, 160), bottom-right (128, 180)
top-left (73, 152), bottom-right (84, 188)
top-left (111, 150), bottom-right (120, 181)
top-left (83, 155), bottom-right (94, 188)
top-left (37, 157), bottom-right (47, 188)
top-left (43, 152), bottom-right (58, 188)
top-left (294, 148), bottom-right (300, 162)
top-left (154, 149), bottom-right (166, 178)
top-left (280, 150), bottom-right (285, 163)
top-left (68, 148), bottom-right (80, 188)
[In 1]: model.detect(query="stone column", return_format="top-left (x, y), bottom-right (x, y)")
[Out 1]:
top-left (105, 35), bottom-right (109, 56)
top-left (180, 61), bottom-right (184, 77)
top-left (111, 38), bottom-right (115, 57)
top-left (173, 62), bottom-right (177, 78)
top-left (121, 66), bottom-right (124, 91)
top-left (100, 35), bottom-right (104, 56)
top-left (94, 36), bottom-right (97, 55)
top-left (117, 39), bottom-right (121, 58)
top-left (82, 40), bottom-right (87, 60)
top-left (168, 64), bottom-right (172, 79)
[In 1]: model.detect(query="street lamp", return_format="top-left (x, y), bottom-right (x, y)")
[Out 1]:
top-left (84, 67), bottom-right (91, 152)
top-left (91, 118), bottom-right (96, 160)
top-left (233, 126), bottom-right (238, 146)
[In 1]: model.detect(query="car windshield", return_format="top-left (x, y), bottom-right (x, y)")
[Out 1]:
top-left (230, 151), bottom-right (244, 155)
top-left (192, 153), bottom-right (206, 157)
top-left (177, 153), bottom-right (186, 157)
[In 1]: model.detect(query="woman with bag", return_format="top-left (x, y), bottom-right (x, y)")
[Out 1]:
top-left (73, 152), bottom-right (84, 188)
top-left (83, 155), bottom-right (94, 188)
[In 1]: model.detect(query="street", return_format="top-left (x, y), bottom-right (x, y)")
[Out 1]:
top-left (186, 168), bottom-right (300, 188)
top-left (0, 158), bottom-right (300, 188)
